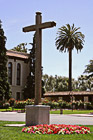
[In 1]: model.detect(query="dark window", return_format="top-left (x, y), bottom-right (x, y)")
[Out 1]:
top-left (8, 62), bottom-right (12, 85)
top-left (16, 92), bottom-right (20, 100)
top-left (17, 63), bottom-right (21, 85)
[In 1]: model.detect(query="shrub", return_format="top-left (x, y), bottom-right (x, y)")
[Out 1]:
top-left (66, 102), bottom-right (71, 109)
top-left (3, 102), bottom-right (10, 109)
top-left (0, 101), bottom-right (4, 108)
top-left (62, 101), bottom-right (67, 109)
top-left (51, 100), bottom-right (59, 109)
top-left (8, 98), bottom-right (15, 107)
top-left (26, 99), bottom-right (34, 105)
top-left (14, 101), bottom-right (26, 109)
top-left (85, 102), bottom-right (93, 110)
top-left (58, 99), bottom-right (63, 108)
top-left (78, 100), bottom-right (84, 109)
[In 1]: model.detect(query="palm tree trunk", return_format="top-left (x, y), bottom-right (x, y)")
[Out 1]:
top-left (68, 49), bottom-right (72, 91)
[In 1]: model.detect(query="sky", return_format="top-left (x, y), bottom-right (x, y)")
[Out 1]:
top-left (0, 0), bottom-right (93, 79)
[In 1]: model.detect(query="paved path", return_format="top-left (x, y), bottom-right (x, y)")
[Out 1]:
top-left (0, 112), bottom-right (93, 125)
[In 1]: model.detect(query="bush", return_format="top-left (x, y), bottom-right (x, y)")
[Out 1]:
top-left (58, 99), bottom-right (63, 108)
top-left (0, 101), bottom-right (4, 108)
top-left (85, 102), bottom-right (93, 110)
top-left (66, 102), bottom-right (72, 109)
top-left (8, 98), bottom-right (15, 107)
top-left (62, 101), bottom-right (67, 109)
top-left (78, 100), bottom-right (84, 109)
top-left (14, 101), bottom-right (26, 109)
top-left (3, 102), bottom-right (10, 109)
top-left (51, 101), bottom-right (59, 109)
top-left (26, 99), bottom-right (34, 105)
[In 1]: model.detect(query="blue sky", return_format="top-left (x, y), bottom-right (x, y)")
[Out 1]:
top-left (0, 0), bottom-right (93, 79)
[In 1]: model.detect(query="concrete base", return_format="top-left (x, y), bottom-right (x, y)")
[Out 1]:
top-left (25, 105), bottom-right (50, 126)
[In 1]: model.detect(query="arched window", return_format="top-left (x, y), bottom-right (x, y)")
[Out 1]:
top-left (17, 63), bottom-right (21, 85)
top-left (8, 62), bottom-right (12, 85)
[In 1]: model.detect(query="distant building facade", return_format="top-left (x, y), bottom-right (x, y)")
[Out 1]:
top-left (6, 50), bottom-right (30, 100)
top-left (44, 91), bottom-right (93, 103)
top-left (6, 50), bottom-right (93, 102)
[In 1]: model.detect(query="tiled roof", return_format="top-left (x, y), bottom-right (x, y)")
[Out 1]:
top-left (6, 50), bottom-right (29, 59)
top-left (44, 91), bottom-right (93, 96)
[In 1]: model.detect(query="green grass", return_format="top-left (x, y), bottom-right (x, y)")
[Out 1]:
top-left (0, 121), bottom-right (93, 140)
top-left (0, 108), bottom-right (93, 115)
top-left (50, 109), bottom-right (93, 114)
top-left (0, 107), bottom-right (25, 112)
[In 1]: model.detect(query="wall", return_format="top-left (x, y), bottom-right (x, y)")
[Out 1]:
top-left (7, 57), bottom-right (30, 100)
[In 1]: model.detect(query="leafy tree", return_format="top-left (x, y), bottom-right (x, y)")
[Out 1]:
top-left (55, 24), bottom-right (85, 91)
top-left (23, 35), bottom-right (35, 99)
top-left (78, 75), bottom-right (87, 91)
top-left (78, 75), bottom-right (93, 91)
top-left (84, 60), bottom-right (93, 77)
top-left (0, 20), bottom-right (11, 100)
top-left (23, 34), bottom-right (45, 99)
top-left (11, 43), bottom-right (27, 53)
top-left (43, 74), bottom-right (93, 92)
top-left (42, 74), bottom-right (69, 92)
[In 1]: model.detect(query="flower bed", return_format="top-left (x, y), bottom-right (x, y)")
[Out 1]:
top-left (22, 124), bottom-right (90, 135)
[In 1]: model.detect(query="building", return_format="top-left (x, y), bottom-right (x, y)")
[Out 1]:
top-left (6, 50), bottom-right (93, 102)
top-left (6, 50), bottom-right (30, 100)
top-left (44, 91), bottom-right (93, 102)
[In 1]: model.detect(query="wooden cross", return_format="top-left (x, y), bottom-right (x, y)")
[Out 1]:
top-left (23, 12), bottom-right (56, 105)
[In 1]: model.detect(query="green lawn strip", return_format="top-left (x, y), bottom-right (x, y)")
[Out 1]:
top-left (0, 121), bottom-right (93, 140)
top-left (50, 109), bottom-right (93, 114)
top-left (0, 107), bottom-right (25, 112)
top-left (0, 108), bottom-right (93, 115)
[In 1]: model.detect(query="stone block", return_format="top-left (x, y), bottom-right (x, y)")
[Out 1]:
top-left (25, 105), bottom-right (50, 126)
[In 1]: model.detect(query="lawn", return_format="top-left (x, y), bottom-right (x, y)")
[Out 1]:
top-left (50, 109), bottom-right (93, 114)
top-left (0, 107), bottom-right (25, 112)
top-left (0, 108), bottom-right (93, 115)
top-left (0, 121), bottom-right (93, 140)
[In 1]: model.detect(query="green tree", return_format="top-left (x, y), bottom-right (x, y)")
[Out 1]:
top-left (78, 75), bottom-right (87, 91)
top-left (42, 74), bottom-right (70, 92)
top-left (55, 24), bottom-right (85, 91)
top-left (0, 20), bottom-right (11, 100)
top-left (11, 43), bottom-right (27, 53)
top-left (23, 35), bottom-right (35, 99)
top-left (84, 60), bottom-right (93, 77)
top-left (23, 34), bottom-right (45, 99)
top-left (78, 75), bottom-right (93, 91)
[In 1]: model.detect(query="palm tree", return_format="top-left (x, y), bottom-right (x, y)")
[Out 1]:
top-left (55, 24), bottom-right (85, 91)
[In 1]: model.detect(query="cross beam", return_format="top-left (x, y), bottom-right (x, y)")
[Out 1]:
top-left (23, 21), bottom-right (56, 32)
top-left (23, 12), bottom-right (56, 105)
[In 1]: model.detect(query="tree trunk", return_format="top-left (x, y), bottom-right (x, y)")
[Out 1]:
top-left (68, 49), bottom-right (72, 91)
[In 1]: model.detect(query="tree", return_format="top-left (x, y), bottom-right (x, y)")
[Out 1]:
top-left (23, 35), bottom-right (36, 99)
top-left (84, 60), bottom-right (93, 77)
top-left (42, 74), bottom-right (69, 92)
top-left (0, 20), bottom-right (11, 100)
top-left (55, 24), bottom-right (85, 91)
top-left (23, 34), bottom-right (45, 99)
top-left (11, 43), bottom-right (27, 53)
top-left (78, 75), bottom-right (93, 91)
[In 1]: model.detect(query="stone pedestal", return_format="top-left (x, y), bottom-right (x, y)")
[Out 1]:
top-left (25, 105), bottom-right (50, 126)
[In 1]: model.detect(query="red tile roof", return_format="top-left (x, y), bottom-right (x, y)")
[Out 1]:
top-left (6, 50), bottom-right (29, 59)
top-left (44, 91), bottom-right (93, 97)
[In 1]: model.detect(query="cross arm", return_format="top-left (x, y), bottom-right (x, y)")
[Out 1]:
top-left (39, 21), bottom-right (56, 30)
top-left (23, 21), bottom-right (56, 33)
top-left (23, 25), bottom-right (36, 32)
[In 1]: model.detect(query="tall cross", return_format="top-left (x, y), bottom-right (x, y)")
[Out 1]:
top-left (23, 12), bottom-right (56, 105)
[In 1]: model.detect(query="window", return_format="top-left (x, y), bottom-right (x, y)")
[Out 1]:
top-left (17, 63), bottom-right (21, 85)
top-left (8, 62), bottom-right (12, 85)
top-left (16, 92), bottom-right (20, 100)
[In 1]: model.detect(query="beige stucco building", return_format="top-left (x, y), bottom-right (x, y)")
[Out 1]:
top-left (6, 50), bottom-right (30, 100)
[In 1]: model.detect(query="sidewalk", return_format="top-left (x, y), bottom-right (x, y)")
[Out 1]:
top-left (0, 112), bottom-right (93, 125)
top-left (67, 114), bottom-right (93, 117)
